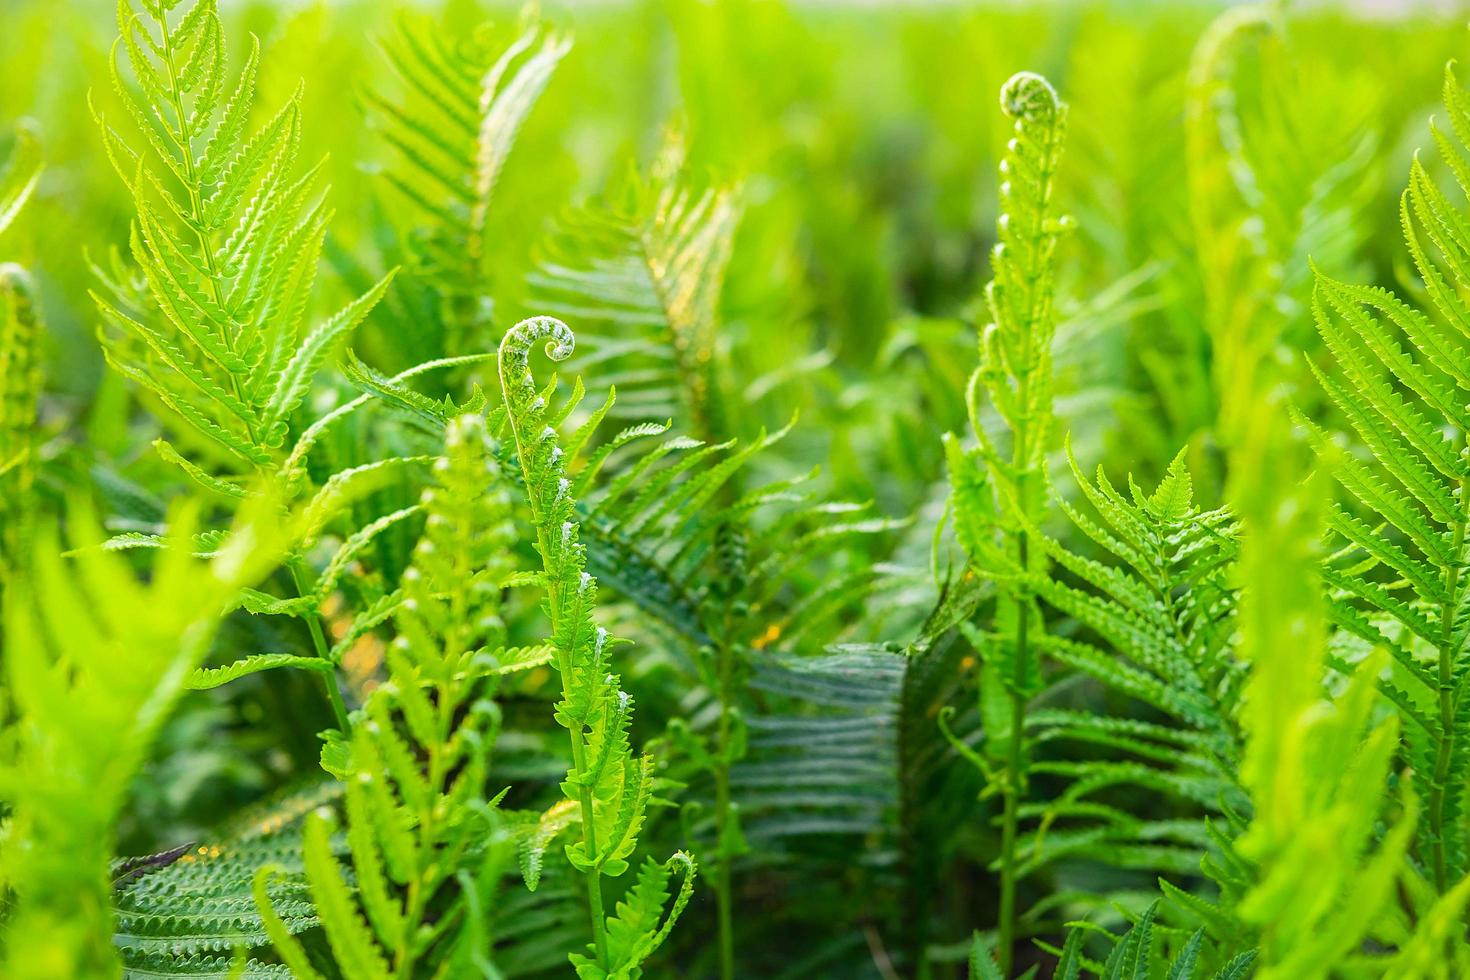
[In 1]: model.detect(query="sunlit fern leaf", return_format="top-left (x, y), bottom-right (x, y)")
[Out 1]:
top-left (366, 12), bottom-right (569, 358)
top-left (497, 317), bottom-right (695, 975)
top-left (95, 0), bottom-right (395, 475)
top-left (1, 500), bottom-right (284, 976)
top-left (0, 120), bottom-right (42, 238)
top-left (113, 782), bottom-right (343, 976)
top-left (527, 130), bottom-right (740, 440)
top-left (1306, 63), bottom-right (1470, 893)
top-left (1017, 448), bottom-right (1245, 882)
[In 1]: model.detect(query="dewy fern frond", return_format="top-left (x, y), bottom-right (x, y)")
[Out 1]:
top-left (368, 12), bottom-right (568, 357)
top-left (258, 413), bottom-right (520, 979)
top-left (1307, 63), bottom-right (1470, 898)
top-left (95, 0), bottom-right (396, 476)
top-left (498, 316), bottom-right (695, 978)
top-left (944, 69), bottom-right (1070, 975)
top-left (528, 133), bottom-right (740, 442)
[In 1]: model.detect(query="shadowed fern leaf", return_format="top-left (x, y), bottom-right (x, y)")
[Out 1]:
top-left (113, 782), bottom-right (342, 979)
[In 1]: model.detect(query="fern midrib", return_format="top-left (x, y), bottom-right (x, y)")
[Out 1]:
top-left (1429, 469), bottom-right (1468, 892)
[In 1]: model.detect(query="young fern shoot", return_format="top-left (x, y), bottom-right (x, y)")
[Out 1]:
top-left (498, 316), bottom-right (695, 978)
top-left (944, 70), bottom-right (1069, 973)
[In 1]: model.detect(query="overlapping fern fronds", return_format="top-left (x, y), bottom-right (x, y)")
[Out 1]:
top-left (528, 133), bottom-right (740, 440)
top-left (258, 413), bottom-right (526, 978)
top-left (0, 500), bottom-right (284, 978)
top-left (944, 69), bottom-right (1071, 974)
top-left (113, 782), bottom-right (342, 979)
top-left (1020, 450), bottom-right (1245, 881)
top-left (366, 12), bottom-right (569, 359)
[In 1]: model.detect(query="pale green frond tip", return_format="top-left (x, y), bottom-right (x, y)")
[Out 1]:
top-left (501, 314), bottom-right (575, 365)
top-left (999, 71), bottom-right (1060, 120)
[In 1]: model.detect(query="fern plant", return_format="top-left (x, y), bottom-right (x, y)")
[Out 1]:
top-left (90, 0), bottom-right (479, 734)
top-left (96, 0), bottom-right (397, 479)
top-left (112, 781), bottom-right (341, 979)
top-left (944, 70), bottom-right (1070, 974)
top-left (1017, 450), bottom-right (1245, 886)
top-left (498, 316), bottom-right (695, 978)
top-left (528, 131), bottom-right (740, 442)
top-left (1303, 63), bottom-right (1470, 900)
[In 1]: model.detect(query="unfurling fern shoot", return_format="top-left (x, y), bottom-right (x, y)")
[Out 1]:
top-left (499, 316), bottom-right (695, 978)
top-left (944, 70), bottom-right (1069, 975)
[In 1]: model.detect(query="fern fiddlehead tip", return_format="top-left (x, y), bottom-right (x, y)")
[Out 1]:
top-left (999, 71), bottom-right (1060, 122)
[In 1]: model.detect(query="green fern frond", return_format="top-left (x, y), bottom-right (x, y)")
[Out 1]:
top-left (367, 12), bottom-right (569, 357)
top-left (527, 130), bottom-right (740, 441)
top-left (259, 413), bottom-right (520, 977)
top-left (0, 498), bottom-right (286, 977)
top-left (113, 783), bottom-right (341, 978)
top-left (96, 0), bottom-right (395, 472)
top-left (1308, 63), bottom-right (1470, 895)
top-left (498, 316), bottom-right (692, 975)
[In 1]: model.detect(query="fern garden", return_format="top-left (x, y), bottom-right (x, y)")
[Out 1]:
top-left (10, 0), bottom-right (1470, 975)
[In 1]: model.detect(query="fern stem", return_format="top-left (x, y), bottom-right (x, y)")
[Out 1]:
top-left (566, 693), bottom-right (610, 966)
top-left (287, 558), bottom-right (351, 734)
top-left (997, 525), bottom-right (1030, 977)
top-left (714, 633), bottom-right (737, 980)
top-left (1430, 473), bottom-right (1468, 893)
top-left (536, 514), bottom-right (610, 968)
